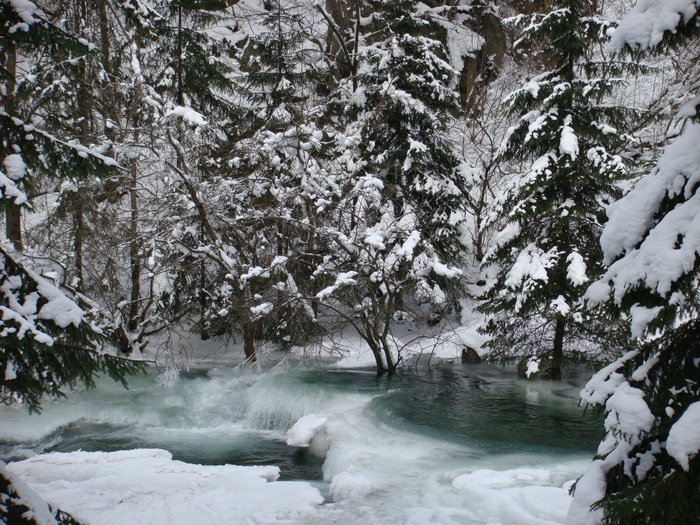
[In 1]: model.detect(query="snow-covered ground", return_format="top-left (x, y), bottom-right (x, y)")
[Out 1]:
top-left (7, 447), bottom-right (589, 525)
top-left (137, 314), bottom-right (489, 371)
top-left (8, 449), bottom-right (323, 525)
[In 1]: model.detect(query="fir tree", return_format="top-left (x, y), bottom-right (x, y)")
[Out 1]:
top-left (306, 0), bottom-right (467, 372)
top-left (479, 0), bottom-right (639, 378)
top-left (0, 244), bottom-right (143, 412)
top-left (42, 0), bottom-right (243, 354)
top-left (1, 0), bottom-right (144, 412)
top-left (147, 0), bottom-right (238, 118)
top-left (1, 0), bottom-right (116, 251)
top-left (157, 1), bottom-right (332, 358)
top-left (570, 2), bottom-right (700, 522)
top-left (355, 0), bottom-right (466, 262)
top-left (242, 0), bottom-right (312, 132)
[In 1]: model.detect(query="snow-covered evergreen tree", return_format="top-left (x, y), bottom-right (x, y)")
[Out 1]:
top-left (570, 2), bottom-right (700, 523)
top-left (0, 244), bottom-right (142, 412)
top-left (354, 0), bottom-right (467, 263)
top-left (1, 0), bottom-right (143, 413)
top-left (479, 0), bottom-right (639, 378)
top-left (242, 0), bottom-right (315, 132)
top-left (156, 2), bottom-right (335, 359)
top-left (33, 0), bottom-right (243, 354)
top-left (305, 0), bottom-right (466, 371)
top-left (1, 0), bottom-right (118, 251)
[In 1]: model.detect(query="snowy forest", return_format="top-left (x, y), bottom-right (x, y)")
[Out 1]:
top-left (1, 0), bottom-right (699, 524)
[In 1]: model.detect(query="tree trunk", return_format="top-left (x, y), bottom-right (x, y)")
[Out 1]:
top-left (73, 2), bottom-right (91, 293)
top-left (128, 158), bottom-right (140, 335)
top-left (551, 317), bottom-right (565, 380)
top-left (5, 205), bottom-right (22, 251)
top-left (382, 337), bottom-right (396, 374)
top-left (361, 317), bottom-right (386, 372)
top-left (242, 321), bottom-right (257, 362)
top-left (98, 0), bottom-right (116, 141)
top-left (199, 258), bottom-right (210, 340)
top-left (3, 43), bottom-right (22, 251)
top-left (74, 205), bottom-right (85, 292)
top-left (369, 339), bottom-right (385, 373)
top-left (177, 6), bottom-right (184, 106)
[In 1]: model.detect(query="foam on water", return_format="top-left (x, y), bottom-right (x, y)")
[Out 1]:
top-left (0, 363), bottom-right (600, 524)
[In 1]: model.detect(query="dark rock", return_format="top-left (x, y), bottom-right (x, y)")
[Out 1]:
top-left (461, 346), bottom-right (482, 363)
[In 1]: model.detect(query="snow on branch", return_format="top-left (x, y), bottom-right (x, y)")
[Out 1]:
top-left (163, 107), bottom-right (208, 127)
top-left (609, 0), bottom-right (699, 52)
top-left (589, 123), bottom-right (700, 307)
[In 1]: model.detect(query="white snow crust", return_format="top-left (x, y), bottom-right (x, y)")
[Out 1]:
top-left (286, 414), bottom-right (330, 456)
top-left (7, 449), bottom-right (324, 525)
top-left (559, 124), bottom-right (579, 159)
top-left (0, 459), bottom-right (58, 525)
top-left (629, 305), bottom-right (663, 338)
top-left (603, 382), bottom-right (655, 437)
top-left (566, 252), bottom-right (588, 286)
top-left (452, 467), bottom-right (575, 525)
top-left (525, 356), bottom-right (540, 378)
top-left (8, 0), bottom-right (39, 25)
top-left (0, 155), bottom-right (29, 205)
top-left (3, 154), bottom-right (28, 180)
top-left (580, 350), bottom-right (639, 406)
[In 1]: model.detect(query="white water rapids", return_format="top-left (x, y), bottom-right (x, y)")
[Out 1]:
top-left (0, 362), bottom-right (601, 525)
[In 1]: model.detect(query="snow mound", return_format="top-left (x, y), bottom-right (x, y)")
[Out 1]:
top-left (452, 467), bottom-right (574, 525)
top-left (7, 449), bottom-right (323, 525)
top-left (287, 414), bottom-right (331, 457)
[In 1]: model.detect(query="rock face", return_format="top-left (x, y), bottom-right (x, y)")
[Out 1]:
top-left (461, 346), bottom-right (482, 363)
top-left (322, 0), bottom-right (508, 112)
top-left (502, 0), bottom-right (548, 14)
top-left (456, 1), bottom-right (507, 112)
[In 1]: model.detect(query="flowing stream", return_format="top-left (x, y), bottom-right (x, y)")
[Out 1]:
top-left (0, 361), bottom-right (602, 524)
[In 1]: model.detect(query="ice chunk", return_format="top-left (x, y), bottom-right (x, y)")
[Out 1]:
top-left (286, 414), bottom-right (330, 456)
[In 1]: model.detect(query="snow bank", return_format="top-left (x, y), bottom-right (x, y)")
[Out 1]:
top-left (7, 449), bottom-right (323, 525)
top-left (452, 467), bottom-right (575, 525)
top-left (0, 459), bottom-right (59, 525)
